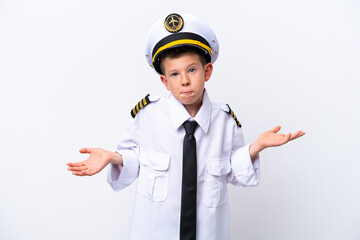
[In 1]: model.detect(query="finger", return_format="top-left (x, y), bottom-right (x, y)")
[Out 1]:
top-left (271, 126), bottom-right (281, 133)
top-left (294, 131), bottom-right (304, 138)
top-left (81, 169), bottom-right (94, 176)
top-left (67, 166), bottom-right (88, 171)
top-left (72, 171), bottom-right (86, 176)
top-left (280, 133), bottom-right (292, 144)
top-left (286, 133), bottom-right (292, 142)
top-left (292, 132), bottom-right (305, 141)
top-left (289, 131), bottom-right (301, 140)
top-left (67, 162), bottom-right (86, 167)
top-left (79, 148), bottom-right (90, 154)
top-left (289, 131), bottom-right (305, 141)
top-left (82, 168), bottom-right (101, 176)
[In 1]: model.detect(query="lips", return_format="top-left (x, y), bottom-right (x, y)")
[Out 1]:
top-left (181, 91), bottom-right (193, 95)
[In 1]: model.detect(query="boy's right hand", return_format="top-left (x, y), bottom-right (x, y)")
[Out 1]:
top-left (67, 148), bottom-right (123, 176)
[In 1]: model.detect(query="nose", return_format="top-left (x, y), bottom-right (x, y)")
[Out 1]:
top-left (181, 74), bottom-right (190, 86)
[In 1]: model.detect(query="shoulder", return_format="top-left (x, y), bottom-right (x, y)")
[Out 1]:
top-left (130, 94), bottom-right (163, 118)
top-left (212, 102), bottom-right (242, 128)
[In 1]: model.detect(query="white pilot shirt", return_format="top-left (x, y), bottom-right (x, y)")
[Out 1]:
top-left (107, 89), bottom-right (260, 240)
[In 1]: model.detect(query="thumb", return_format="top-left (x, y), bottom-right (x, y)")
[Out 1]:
top-left (271, 126), bottom-right (281, 133)
top-left (79, 148), bottom-right (91, 154)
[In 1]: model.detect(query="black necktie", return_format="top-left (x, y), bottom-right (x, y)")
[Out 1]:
top-left (180, 120), bottom-right (198, 240)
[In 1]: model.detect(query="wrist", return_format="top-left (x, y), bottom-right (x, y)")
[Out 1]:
top-left (250, 139), bottom-right (265, 159)
top-left (109, 151), bottom-right (124, 166)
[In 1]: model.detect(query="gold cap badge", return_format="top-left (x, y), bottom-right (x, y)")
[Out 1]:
top-left (164, 13), bottom-right (184, 33)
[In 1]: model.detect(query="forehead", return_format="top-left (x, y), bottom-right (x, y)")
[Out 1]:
top-left (162, 53), bottom-right (202, 70)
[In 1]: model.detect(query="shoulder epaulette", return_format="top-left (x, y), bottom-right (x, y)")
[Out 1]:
top-left (226, 104), bottom-right (242, 128)
top-left (131, 94), bottom-right (151, 118)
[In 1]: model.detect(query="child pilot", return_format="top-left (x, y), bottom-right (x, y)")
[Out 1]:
top-left (67, 12), bottom-right (305, 240)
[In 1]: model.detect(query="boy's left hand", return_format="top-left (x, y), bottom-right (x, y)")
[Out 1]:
top-left (250, 126), bottom-right (305, 159)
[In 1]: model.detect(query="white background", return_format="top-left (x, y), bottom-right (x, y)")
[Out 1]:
top-left (1, 0), bottom-right (359, 239)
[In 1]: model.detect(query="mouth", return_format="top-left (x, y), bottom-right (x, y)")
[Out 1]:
top-left (181, 91), bottom-right (193, 95)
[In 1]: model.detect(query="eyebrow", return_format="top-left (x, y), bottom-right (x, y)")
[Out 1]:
top-left (165, 60), bottom-right (201, 75)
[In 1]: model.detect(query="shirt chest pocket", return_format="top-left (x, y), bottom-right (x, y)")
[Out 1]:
top-left (137, 149), bottom-right (171, 202)
top-left (204, 157), bottom-right (231, 208)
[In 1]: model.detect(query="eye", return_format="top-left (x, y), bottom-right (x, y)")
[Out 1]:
top-left (170, 72), bottom-right (179, 77)
top-left (189, 68), bottom-right (196, 73)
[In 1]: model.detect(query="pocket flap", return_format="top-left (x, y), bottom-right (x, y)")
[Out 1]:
top-left (207, 157), bottom-right (231, 176)
top-left (140, 149), bottom-right (171, 171)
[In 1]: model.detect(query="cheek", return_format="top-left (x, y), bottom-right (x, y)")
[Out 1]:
top-left (165, 84), bottom-right (171, 91)
top-left (195, 76), bottom-right (206, 88)
top-left (166, 81), bottom-right (177, 92)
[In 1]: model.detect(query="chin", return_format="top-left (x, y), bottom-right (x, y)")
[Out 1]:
top-left (180, 94), bottom-right (194, 101)
top-left (181, 96), bottom-right (202, 106)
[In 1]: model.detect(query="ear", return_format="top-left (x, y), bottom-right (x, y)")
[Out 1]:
top-left (160, 74), bottom-right (170, 91)
top-left (204, 63), bottom-right (213, 82)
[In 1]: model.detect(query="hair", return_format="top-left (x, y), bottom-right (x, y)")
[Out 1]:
top-left (159, 46), bottom-right (210, 75)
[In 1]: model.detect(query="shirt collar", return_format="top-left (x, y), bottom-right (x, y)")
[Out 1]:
top-left (168, 89), bottom-right (211, 134)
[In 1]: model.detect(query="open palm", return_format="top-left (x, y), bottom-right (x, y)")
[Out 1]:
top-left (67, 148), bottom-right (111, 176)
top-left (259, 126), bottom-right (305, 148)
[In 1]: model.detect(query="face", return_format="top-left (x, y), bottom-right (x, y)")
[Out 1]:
top-left (160, 53), bottom-right (213, 115)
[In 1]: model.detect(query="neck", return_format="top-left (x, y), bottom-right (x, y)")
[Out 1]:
top-left (184, 104), bottom-right (202, 118)
top-left (184, 95), bottom-right (203, 118)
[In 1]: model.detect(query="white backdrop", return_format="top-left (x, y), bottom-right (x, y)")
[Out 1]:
top-left (1, 0), bottom-right (359, 239)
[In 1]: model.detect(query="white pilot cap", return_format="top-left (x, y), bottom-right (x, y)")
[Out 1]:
top-left (145, 12), bottom-right (219, 74)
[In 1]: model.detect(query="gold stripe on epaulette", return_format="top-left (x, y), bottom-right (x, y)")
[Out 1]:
top-left (226, 104), bottom-right (242, 128)
top-left (132, 108), bottom-right (137, 117)
top-left (131, 94), bottom-right (151, 118)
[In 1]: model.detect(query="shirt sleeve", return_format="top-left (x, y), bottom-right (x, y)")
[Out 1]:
top-left (107, 117), bottom-right (140, 192)
top-left (227, 126), bottom-right (260, 186)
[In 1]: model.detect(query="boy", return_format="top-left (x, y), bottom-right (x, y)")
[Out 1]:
top-left (67, 12), bottom-right (305, 240)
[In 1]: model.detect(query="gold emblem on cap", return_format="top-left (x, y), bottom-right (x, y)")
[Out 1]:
top-left (164, 13), bottom-right (184, 33)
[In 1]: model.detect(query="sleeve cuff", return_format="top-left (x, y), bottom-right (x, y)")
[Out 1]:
top-left (231, 144), bottom-right (260, 186)
top-left (106, 149), bottom-right (139, 191)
